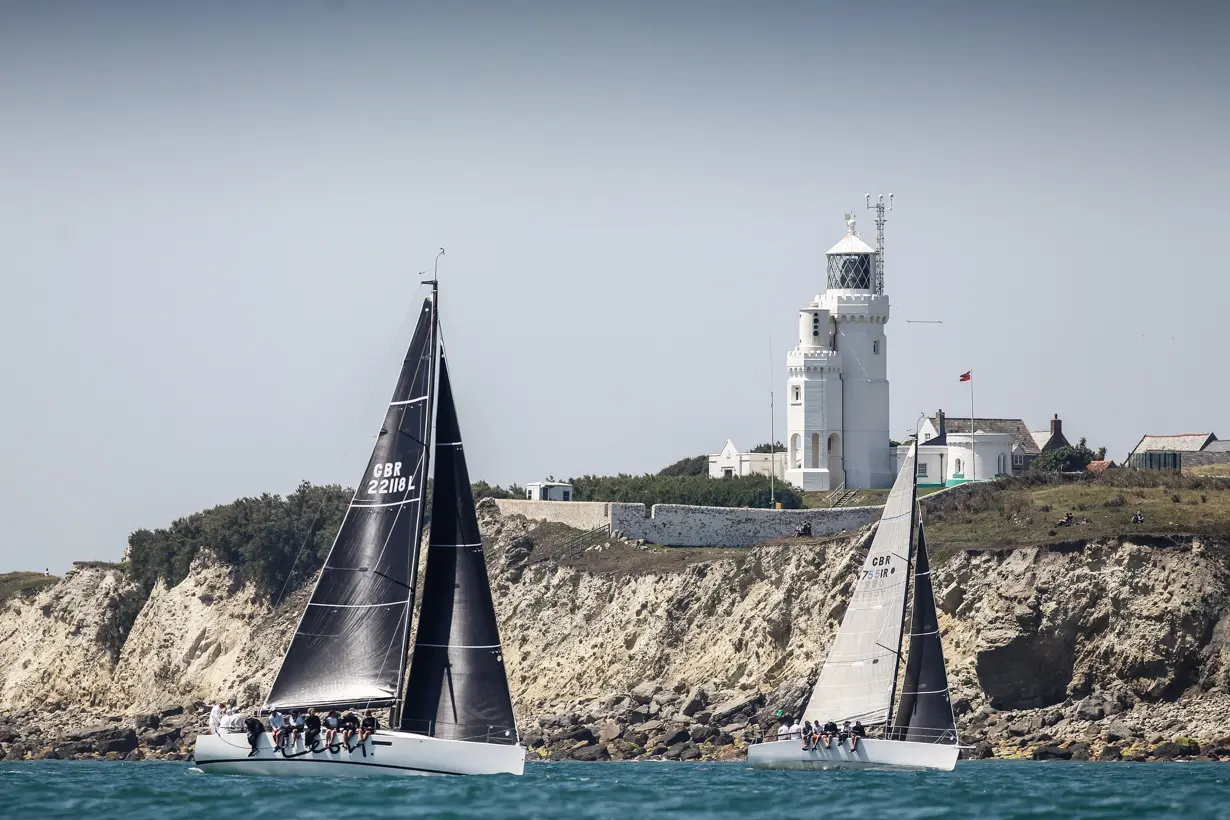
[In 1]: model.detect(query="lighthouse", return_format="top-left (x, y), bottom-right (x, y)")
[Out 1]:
top-left (784, 215), bottom-right (892, 491)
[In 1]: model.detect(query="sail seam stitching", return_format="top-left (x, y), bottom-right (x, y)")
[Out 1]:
top-left (308, 600), bottom-right (410, 609)
top-left (414, 643), bottom-right (500, 649)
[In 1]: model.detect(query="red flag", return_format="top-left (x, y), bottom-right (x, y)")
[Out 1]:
top-left (959, 371), bottom-right (972, 382)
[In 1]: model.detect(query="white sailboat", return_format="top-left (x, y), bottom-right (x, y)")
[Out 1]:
top-left (195, 278), bottom-right (525, 777)
top-left (749, 443), bottom-right (959, 772)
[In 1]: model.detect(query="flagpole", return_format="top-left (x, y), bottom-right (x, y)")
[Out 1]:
top-left (970, 371), bottom-right (975, 483)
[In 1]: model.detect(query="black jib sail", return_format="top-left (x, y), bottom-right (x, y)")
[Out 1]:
top-left (399, 352), bottom-right (518, 744)
top-left (892, 520), bottom-right (958, 744)
top-left (265, 299), bottom-right (435, 711)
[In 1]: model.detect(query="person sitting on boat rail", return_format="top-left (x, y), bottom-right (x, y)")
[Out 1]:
top-left (283, 710), bottom-right (301, 747)
top-left (324, 709), bottom-right (342, 747)
top-left (849, 720), bottom-right (866, 751)
top-left (820, 719), bottom-right (838, 749)
top-left (359, 710), bottom-right (378, 743)
top-left (800, 720), bottom-right (813, 750)
top-left (775, 718), bottom-right (792, 742)
top-left (304, 708), bottom-right (322, 749)
top-left (341, 710), bottom-right (360, 750)
top-left (788, 718), bottom-right (802, 741)
top-left (269, 709), bottom-right (286, 750)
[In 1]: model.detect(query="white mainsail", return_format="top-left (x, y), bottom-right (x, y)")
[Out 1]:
top-left (802, 445), bottom-right (916, 727)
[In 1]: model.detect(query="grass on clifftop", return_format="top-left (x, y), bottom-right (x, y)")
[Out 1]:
top-left (0, 571), bottom-right (58, 605)
top-left (1187, 463), bottom-right (1230, 477)
top-left (923, 470), bottom-right (1230, 562)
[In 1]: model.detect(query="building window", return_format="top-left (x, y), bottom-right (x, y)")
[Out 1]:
top-left (917, 463), bottom-right (928, 477)
top-left (1012, 453), bottom-right (1024, 467)
top-left (792, 386), bottom-right (801, 403)
top-left (873, 340), bottom-right (880, 354)
top-left (954, 458), bottom-right (963, 476)
top-left (722, 468), bottom-right (733, 478)
top-left (924, 433), bottom-right (932, 441)
top-left (562, 490), bottom-right (571, 501)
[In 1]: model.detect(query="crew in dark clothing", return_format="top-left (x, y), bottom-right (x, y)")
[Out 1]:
top-left (821, 720), bottom-right (839, 750)
top-left (359, 710), bottom-right (378, 743)
top-left (341, 711), bottom-right (360, 750)
top-left (850, 720), bottom-right (866, 751)
top-left (304, 708), bottom-right (323, 750)
top-left (244, 715), bottom-right (265, 757)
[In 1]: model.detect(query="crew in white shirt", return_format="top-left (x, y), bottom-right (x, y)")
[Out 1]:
top-left (208, 702), bottom-right (224, 735)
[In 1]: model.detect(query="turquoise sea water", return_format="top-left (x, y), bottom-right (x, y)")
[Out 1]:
top-left (3, 760), bottom-right (1228, 819)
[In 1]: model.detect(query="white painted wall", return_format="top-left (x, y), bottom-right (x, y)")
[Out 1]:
top-left (708, 440), bottom-right (786, 480)
top-left (944, 432), bottom-right (1013, 482)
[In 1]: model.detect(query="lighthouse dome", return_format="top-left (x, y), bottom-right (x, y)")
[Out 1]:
top-left (825, 215), bottom-right (876, 290)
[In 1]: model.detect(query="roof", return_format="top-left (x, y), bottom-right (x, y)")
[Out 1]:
top-left (1030, 430), bottom-right (1052, 451)
top-left (825, 220), bottom-right (876, 256)
top-left (1203, 439), bottom-right (1230, 453)
top-left (1131, 433), bottom-right (1216, 455)
top-left (1087, 460), bottom-right (1116, 472)
top-left (529, 480), bottom-right (572, 487)
top-left (928, 416), bottom-right (1038, 454)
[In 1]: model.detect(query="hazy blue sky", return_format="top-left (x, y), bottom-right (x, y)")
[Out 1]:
top-left (2, 1), bottom-right (1227, 572)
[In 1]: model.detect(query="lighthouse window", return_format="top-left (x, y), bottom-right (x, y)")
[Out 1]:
top-left (813, 330), bottom-right (819, 337)
top-left (873, 340), bottom-right (880, 354)
top-left (792, 386), bottom-right (800, 402)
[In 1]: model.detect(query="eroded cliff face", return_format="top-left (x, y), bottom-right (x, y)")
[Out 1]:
top-left (109, 551), bottom-right (307, 713)
top-left (0, 565), bottom-right (132, 710)
top-left (3, 505), bottom-right (1230, 762)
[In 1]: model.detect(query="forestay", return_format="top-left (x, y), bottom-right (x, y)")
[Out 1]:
top-left (265, 299), bottom-right (435, 711)
top-left (802, 445), bottom-right (916, 727)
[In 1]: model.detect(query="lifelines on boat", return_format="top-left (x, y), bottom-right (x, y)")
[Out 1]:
top-left (747, 444), bottom-right (961, 772)
top-left (194, 280), bottom-right (525, 778)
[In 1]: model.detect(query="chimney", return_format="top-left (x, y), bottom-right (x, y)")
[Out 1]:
top-left (1051, 413), bottom-right (1062, 439)
top-left (937, 409), bottom-right (946, 437)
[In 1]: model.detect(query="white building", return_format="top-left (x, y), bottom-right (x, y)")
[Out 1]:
top-left (708, 439), bottom-right (787, 480)
top-left (785, 216), bottom-right (892, 491)
top-left (525, 481), bottom-right (573, 501)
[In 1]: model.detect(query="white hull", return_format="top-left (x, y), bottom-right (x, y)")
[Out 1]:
top-left (193, 730), bottom-right (525, 777)
top-left (748, 737), bottom-right (958, 772)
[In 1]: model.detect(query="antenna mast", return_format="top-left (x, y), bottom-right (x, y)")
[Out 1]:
top-left (865, 193), bottom-right (893, 294)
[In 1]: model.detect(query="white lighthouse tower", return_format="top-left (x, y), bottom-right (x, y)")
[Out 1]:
top-left (784, 214), bottom-right (892, 491)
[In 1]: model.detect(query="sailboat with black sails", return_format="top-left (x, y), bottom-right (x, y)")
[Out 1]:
top-left (748, 443), bottom-right (959, 771)
top-left (194, 279), bottom-right (524, 777)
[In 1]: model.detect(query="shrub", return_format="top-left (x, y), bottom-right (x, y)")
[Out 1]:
top-left (1104, 494), bottom-right (1126, 508)
top-left (570, 473), bottom-right (802, 509)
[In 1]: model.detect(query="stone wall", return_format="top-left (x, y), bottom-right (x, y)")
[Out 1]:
top-left (613, 504), bottom-right (879, 548)
top-left (492, 499), bottom-right (613, 531)
top-left (492, 498), bottom-right (880, 548)
top-left (1183, 452), bottom-right (1230, 470)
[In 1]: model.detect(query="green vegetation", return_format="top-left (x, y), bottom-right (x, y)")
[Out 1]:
top-left (1031, 437), bottom-right (1107, 473)
top-left (0, 571), bottom-right (59, 605)
top-left (658, 455), bottom-right (708, 477)
top-left (570, 473), bottom-right (802, 509)
top-left (127, 481), bottom-right (353, 600)
top-left (924, 470), bottom-right (1230, 562)
top-left (750, 442), bottom-right (786, 453)
top-left (471, 480), bottom-right (525, 500)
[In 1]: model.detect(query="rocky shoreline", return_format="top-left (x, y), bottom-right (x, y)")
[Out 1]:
top-left (6, 685), bottom-right (1229, 765)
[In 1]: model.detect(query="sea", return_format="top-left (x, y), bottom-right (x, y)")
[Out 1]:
top-left (3, 760), bottom-right (1227, 819)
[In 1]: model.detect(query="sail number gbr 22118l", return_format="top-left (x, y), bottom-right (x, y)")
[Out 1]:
top-left (366, 461), bottom-right (414, 495)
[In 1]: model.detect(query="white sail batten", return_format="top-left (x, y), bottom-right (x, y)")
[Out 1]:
top-left (802, 446), bottom-right (916, 727)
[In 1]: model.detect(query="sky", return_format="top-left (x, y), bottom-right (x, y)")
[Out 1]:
top-left (1, 0), bottom-right (1227, 572)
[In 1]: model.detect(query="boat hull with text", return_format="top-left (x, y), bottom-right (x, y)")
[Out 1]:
top-left (748, 737), bottom-right (957, 772)
top-left (193, 730), bottom-right (525, 777)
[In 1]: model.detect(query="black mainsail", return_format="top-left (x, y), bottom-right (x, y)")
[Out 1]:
top-left (399, 353), bottom-right (518, 744)
top-left (892, 520), bottom-right (958, 744)
top-left (265, 299), bottom-right (435, 711)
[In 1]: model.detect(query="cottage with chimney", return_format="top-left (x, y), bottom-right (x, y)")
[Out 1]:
top-left (902, 411), bottom-right (1071, 487)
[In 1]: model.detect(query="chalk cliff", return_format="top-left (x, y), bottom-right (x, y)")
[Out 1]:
top-left (2, 503), bottom-right (1229, 763)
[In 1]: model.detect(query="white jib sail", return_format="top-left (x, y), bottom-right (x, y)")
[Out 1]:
top-left (802, 445), bottom-right (916, 727)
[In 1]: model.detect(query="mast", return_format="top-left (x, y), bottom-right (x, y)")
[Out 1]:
top-left (884, 442), bottom-right (918, 733)
top-left (392, 251), bottom-right (444, 727)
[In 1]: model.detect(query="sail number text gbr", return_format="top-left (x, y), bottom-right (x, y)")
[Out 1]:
top-left (367, 461), bottom-right (413, 495)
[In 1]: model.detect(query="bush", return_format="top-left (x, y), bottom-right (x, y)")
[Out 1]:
top-left (127, 481), bottom-right (352, 600)
top-left (1032, 438), bottom-right (1105, 473)
top-left (1104, 494), bottom-right (1126, 508)
top-left (569, 473), bottom-right (802, 509)
top-left (658, 455), bottom-right (709, 477)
